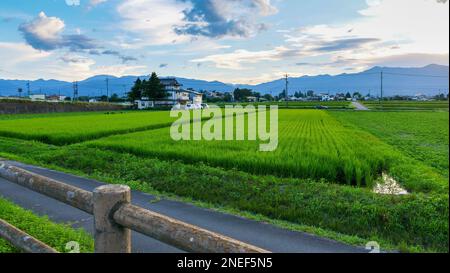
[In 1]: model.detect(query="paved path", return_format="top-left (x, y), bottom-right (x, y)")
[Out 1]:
top-left (352, 101), bottom-right (370, 111)
top-left (0, 160), bottom-right (367, 253)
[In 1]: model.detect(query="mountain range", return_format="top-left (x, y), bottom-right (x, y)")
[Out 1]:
top-left (0, 64), bottom-right (448, 98)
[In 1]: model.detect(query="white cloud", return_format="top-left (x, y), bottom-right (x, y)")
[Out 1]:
top-left (18, 11), bottom-right (65, 50)
top-left (89, 0), bottom-right (108, 7)
top-left (366, 53), bottom-right (449, 67)
top-left (116, 0), bottom-right (192, 46)
top-left (116, 0), bottom-right (278, 47)
top-left (285, 0), bottom-right (449, 70)
top-left (174, 0), bottom-right (277, 38)
top-left (191, 46), bottom-right (303, 70)
top-left (0, 42), bottom-right (146, 81)
top-left (0, 42), bottom-right (51, 66)
top-left (18, 11), bottom-right (99, 53)
top-left (65, 0), bottom-right (80, 6)
top-left (42, 58), bottom-right (147, 81)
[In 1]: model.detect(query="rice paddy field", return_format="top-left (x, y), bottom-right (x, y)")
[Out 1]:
top-left (216, 101), bottom-right (351, 109)
top-left (361, 100), bottom-right (449, 111)
top-left (0, 106), bottom-right (448, 252)
top-left (331, 111), bottom-right (449, 178)
top-left (86, 109), bottom-right (447, 193)
top-left (0, 111), bottom-right (176, 145)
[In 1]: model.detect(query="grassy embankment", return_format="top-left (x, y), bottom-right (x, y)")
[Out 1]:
top-left (0, 198), bottom-right (93, 253)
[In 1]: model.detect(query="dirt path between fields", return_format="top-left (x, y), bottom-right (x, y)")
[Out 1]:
top-left (352, 101), bottom-right (370, 111)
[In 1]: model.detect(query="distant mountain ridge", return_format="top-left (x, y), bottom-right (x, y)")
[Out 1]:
top-left (0, 64), bottom-right (448, 97)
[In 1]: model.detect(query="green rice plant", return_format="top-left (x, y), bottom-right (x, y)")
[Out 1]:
top-left (0, 138), bottom-right (447, 252)
top-left (85, 109), bottom-right (447, 192)
top-left (361, 100), bottom-right (449, 111)
top-left (215, 101), bottom-right (351, 109)
top-left (331, 111), bottom-right (449, 178)
top-left (0, 111), bottom-right (176, 145)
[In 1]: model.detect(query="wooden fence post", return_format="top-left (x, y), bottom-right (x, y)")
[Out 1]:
top-left (93, 185), bottom-right (131, 253)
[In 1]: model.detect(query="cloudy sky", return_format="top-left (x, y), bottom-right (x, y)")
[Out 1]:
top-left (0, 0), bottom-right (448, 84)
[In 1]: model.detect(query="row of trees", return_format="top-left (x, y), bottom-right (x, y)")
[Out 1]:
top-left (231, 88), bottom-right (364, 102)
top-left (127, 72), bottom-right (168, 102)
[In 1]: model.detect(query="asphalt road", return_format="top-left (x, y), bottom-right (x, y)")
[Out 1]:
top-left (0, 160), bottom-right (368, 253)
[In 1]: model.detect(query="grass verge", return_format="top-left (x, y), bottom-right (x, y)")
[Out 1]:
top-left (0, 197), bottom-right (93, 253)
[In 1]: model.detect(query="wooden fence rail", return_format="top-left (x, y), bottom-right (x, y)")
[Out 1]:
top-left (0, 162), bottom-right (269, 253)
top-left (0, 219), bottom-right (59, 253)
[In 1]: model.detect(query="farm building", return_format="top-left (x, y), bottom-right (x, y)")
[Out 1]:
top-left (47, 95), bottom-right (67, 101)
top-left (29, 94), bottom-right (46, 101)
top-left (135, 78), bottom-right (202, 109)
top-left (320, 93), bottom-right (332, 101)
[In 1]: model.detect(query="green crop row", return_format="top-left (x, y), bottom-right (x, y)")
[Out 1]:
top-left (85, 110), bottom-right (447, 193)
top-left (0, 137), bottom-right (447, 252)
top-left (361, 100), bottom-right (449, 110)
top-left (214, 101), bottom-right (351, 109)
top-left (331, 111), bottom-right (449, 178)
top-left (0, 111), bottom-right (176, 145)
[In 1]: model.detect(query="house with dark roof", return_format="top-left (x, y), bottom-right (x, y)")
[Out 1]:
top-left (135, 78), bottom-right (202, 109)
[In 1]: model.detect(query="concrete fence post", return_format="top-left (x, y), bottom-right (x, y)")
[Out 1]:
top-left (93, 185), bottom-right (131, 253)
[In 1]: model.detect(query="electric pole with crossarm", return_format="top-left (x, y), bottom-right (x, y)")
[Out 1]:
top-left (285, 74), bottom-right (289, 108)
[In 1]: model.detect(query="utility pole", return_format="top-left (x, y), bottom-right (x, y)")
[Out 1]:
top-left (122, 85), bottom-right (127, 98)
top-left (105, 77), bottom-right (109, 102)
top-left (285, 74), bottom-right (289, 108)
top-left (73, 81), bottom-right (78, 101)
top-left (26, 81), bottom-right (31, 97)
top-left (380, 71), bottom-right (384, 109)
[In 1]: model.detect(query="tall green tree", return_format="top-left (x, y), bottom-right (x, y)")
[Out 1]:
top-left (128, 78), bottom-right (142, 102)
top-left (353, 92), bottom-right (362, 99)
top-left (233, 88), bottom-right (253, 102)
top-left (223, 92), bottom-right (233, 102)
top-left (110, 93), bottom-right (123, 102)
top-left (263, 94), bottom-right (274, 101)
top-left (143, 72), bottom-right (168, 99)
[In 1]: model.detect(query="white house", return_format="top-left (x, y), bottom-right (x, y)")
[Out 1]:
top-left (135, 78), bottom-right (202, 109)
top-left (247, 96), bottom-right (258, 102)
top-left (29, 94), bottom-right (46, 101)
top-left (320, 93), bottom-right (331, 101)
top-left (47, 95), bottom-right (67, 102)
top-left (135, 100), bottom-right (155, 110)
top-left (189, 91), bottom-right (203, 105)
